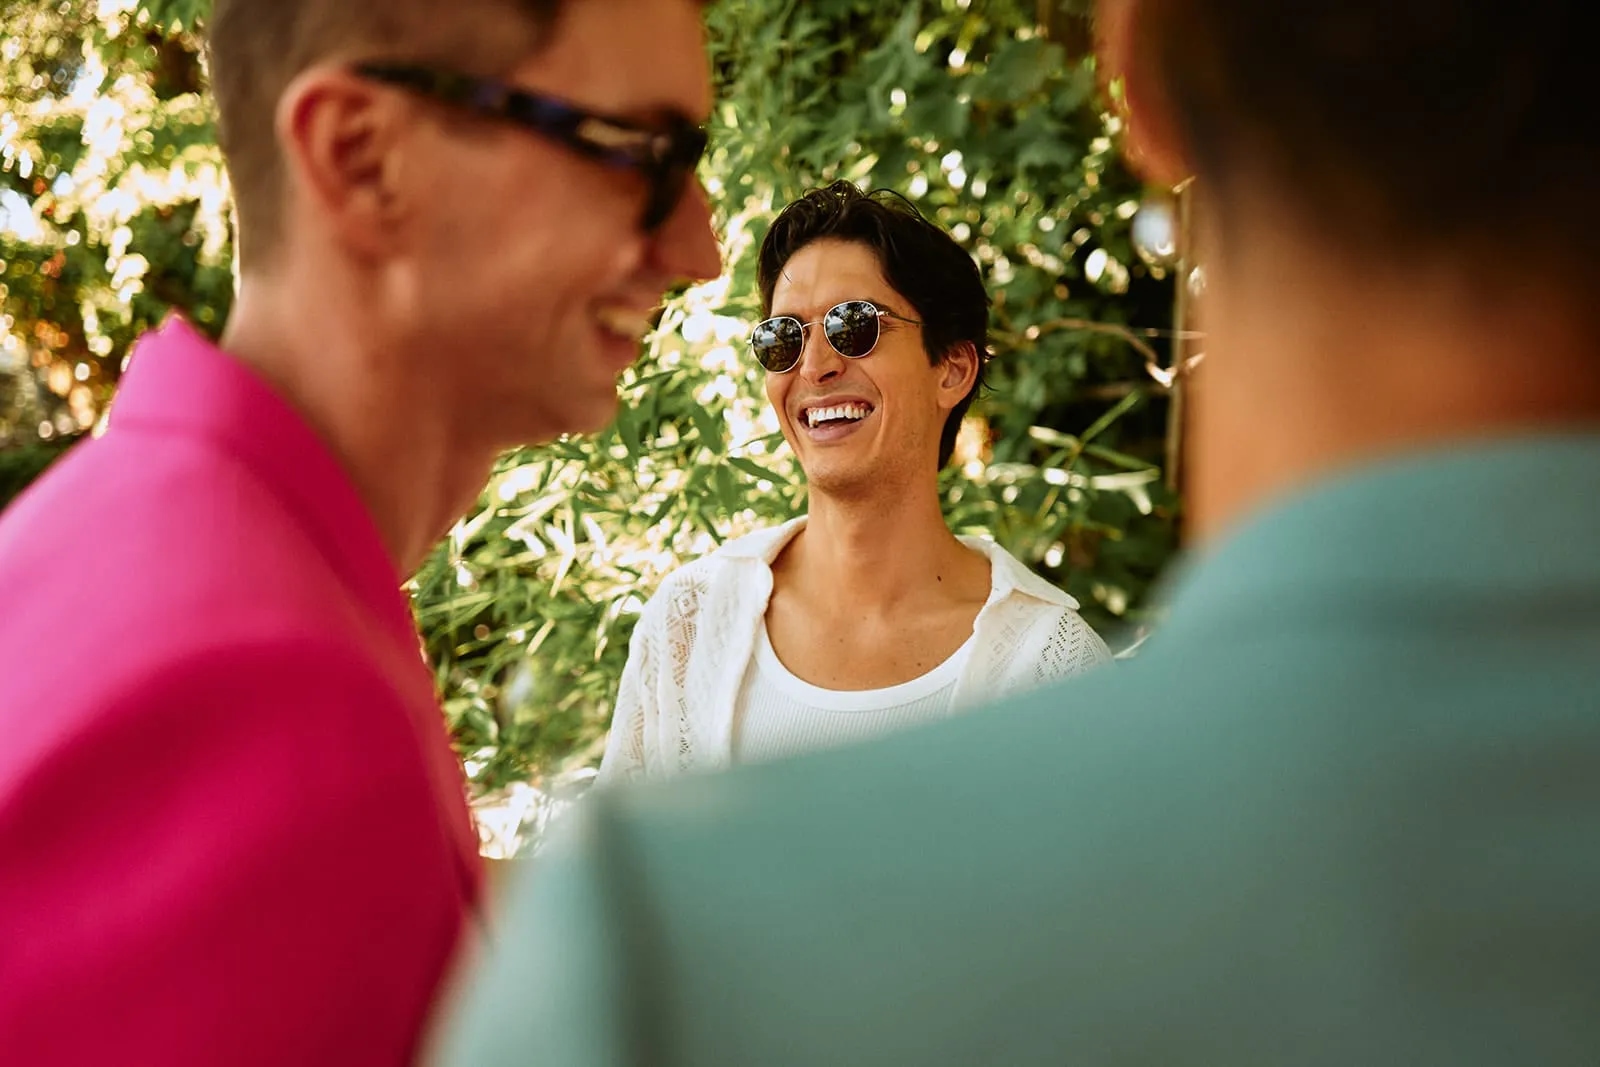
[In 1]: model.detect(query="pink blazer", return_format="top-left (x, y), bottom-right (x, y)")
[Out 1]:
top-left (0, 318), bottom-right (483, 1064)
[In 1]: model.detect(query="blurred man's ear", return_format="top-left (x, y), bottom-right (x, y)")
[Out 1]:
top-left (1095, 0), bottom-right (1191, 189)
top-left (276, 65), bottom-right (417, 262)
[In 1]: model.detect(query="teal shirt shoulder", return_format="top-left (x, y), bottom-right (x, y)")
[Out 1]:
top-left (438, 434), bottom-right (1600, 1066)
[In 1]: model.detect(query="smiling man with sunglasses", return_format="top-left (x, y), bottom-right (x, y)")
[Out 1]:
top-left (595, 182), bottom-right (1110, 783)
top-left (0, 0), bottom-right (719, 1063)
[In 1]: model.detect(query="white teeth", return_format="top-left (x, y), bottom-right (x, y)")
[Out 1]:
top-left (596, 307), bottom-right (652, 341)
top-left (804, 402), bottom-right (871, 428)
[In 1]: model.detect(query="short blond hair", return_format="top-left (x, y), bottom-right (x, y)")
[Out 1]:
top-left (206, 0), bottom-right (566, 269)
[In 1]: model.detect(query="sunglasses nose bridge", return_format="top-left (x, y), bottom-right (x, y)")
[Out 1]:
top-left (794, 320), bottom-right (849, 380)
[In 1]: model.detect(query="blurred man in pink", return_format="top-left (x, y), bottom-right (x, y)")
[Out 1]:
top-left (0, 0), bottom-right (720, 1063)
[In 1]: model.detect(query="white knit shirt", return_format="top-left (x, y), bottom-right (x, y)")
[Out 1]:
top-left (733, 622), bottom-right (975, 765)
top-left (596, 516), bottom-right (1113, 784)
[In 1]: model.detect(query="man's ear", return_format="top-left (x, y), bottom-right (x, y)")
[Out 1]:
top-left (1096, 0), bottom-right (1191, 188)
top-left (274, 66), bottom-right (415, 259)
top-left (937, 342), bottom-right (981, 409)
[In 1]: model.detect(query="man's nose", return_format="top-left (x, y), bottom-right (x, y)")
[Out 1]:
top-left (796, 325), bottom-right (844, 383)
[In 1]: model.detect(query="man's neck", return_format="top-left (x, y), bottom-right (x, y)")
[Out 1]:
top-left (1188, 216), bottom-right (1600, 542)
top-left (221, 279), bottom-right (497, 577)
top-left (780, 486), bottom-right (987, 615)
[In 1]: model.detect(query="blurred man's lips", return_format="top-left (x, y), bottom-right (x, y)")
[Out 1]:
top-left (595, 306), bottom-right (653, 342)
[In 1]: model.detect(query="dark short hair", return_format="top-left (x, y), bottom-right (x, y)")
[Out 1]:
top-left (207, 0), bottom-right (566, 269)
top-left (1134, 0), bottom-right (1595, 261)
top-left (757, 181), bottom-right (989, 469)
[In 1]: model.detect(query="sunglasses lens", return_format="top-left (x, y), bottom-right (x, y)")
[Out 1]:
top-left (640, 127), bottom-right (709, 231)
top-left (823, 301), bottom-right (880, 358)
top-left (642, 164), bottom-right (688, 231)
top-left (752, 317), bottom-right (803, 372)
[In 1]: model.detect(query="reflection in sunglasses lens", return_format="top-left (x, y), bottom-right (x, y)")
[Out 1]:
top-left (825, 301), bottom-right (879, 358)
top-left (754, 317), bottom-right (803, 371)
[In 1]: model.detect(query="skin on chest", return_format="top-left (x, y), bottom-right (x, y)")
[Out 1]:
top-left (762, 595), bottom-right (983, 691)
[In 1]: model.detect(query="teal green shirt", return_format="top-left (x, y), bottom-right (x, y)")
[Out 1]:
top-left (438, 435), bottom-right (1600, 1065)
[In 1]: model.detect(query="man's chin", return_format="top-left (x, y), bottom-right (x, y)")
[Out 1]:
top-left (800, 463), bottom-right (878, 501)
top-left (485, 389), bottom-right (619, 451)
top-left (551, 388), bottom-right (622, 440)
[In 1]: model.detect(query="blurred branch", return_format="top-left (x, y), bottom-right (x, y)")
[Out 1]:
top-left (994, 316), bottom-right (1204, 392)
top-left (1037, 0), bottom-right (1094, 60)
top-left (1166, 182), bottom-right (1194, 497)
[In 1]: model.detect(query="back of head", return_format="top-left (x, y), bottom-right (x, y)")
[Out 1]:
top-left (756, 181), bottom-right (990, 468)
top-left (1126, 0), bottom-right (1593, 267)
top-left (207, 0), bottom-right (565, 270)
top-left (1107, 0), bottom-right (1600, 535)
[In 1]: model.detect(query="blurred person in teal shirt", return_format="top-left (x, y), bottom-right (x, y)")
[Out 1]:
top-left (433, 0), bottom-right (1600, 1063)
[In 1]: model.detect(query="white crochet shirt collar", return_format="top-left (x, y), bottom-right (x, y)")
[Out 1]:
top-left (713, 514), bottom-right (1080, 611)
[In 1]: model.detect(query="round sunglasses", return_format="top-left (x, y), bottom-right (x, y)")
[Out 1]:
top-left (750, 300), bottom-right (922, 373)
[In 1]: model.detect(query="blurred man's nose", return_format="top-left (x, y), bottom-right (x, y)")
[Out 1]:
top-left (654, 180), bottom-right (723, 284)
